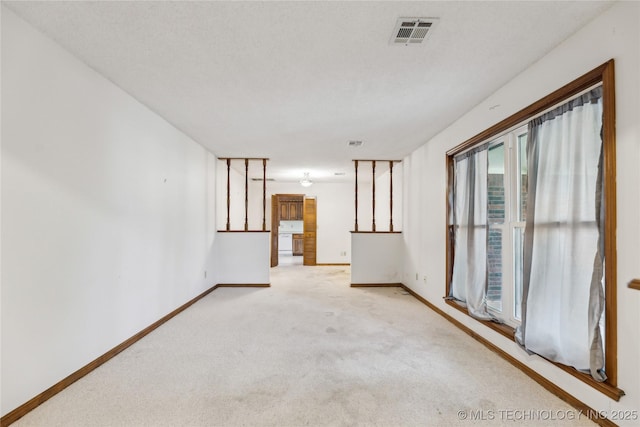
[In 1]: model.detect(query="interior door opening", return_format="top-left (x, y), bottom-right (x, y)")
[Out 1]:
top-left (271, 194), bottom-right (316, 267)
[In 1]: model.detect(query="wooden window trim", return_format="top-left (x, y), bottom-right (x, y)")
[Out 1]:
top-left (445, 60), bottom-right (621, 397)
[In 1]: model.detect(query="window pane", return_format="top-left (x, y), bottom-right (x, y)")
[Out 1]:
top-left (513, 227), bottom-right (524, 320)
top-left (487, 142), bottom-right (504, 313)
top-left (488, 143), bottom-right (505, 224)
top-left (518, 134), bottom-right (528, 221)
top-left (487, 227), bottom-right (503, 312)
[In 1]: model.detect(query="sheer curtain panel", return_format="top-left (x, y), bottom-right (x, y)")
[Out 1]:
top-left (450, 146), bottom-right (495, 320)
top-left (516, 87), bottom-right (605, 381)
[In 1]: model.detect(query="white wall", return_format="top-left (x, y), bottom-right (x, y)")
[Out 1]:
top-left (215, 233), bottom-right (270, 284)
top-left (402, 2), bottom-right (639, 422)
top-left (1, 8), bottom-right (218, 416)
top-left (351, 233), bottom-right (403, 284)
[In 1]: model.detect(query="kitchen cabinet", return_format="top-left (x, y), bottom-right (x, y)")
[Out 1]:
top-left (292, 234), bottom-right (304, 256)
top-left (280, 203), bottom-right (290, 220)
top-left (289, 202), bottom-right (302, 220)
top-left (279, 201), bottom-right (303, 220)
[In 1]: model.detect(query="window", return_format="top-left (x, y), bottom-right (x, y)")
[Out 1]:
top-left (445, 60), bottom-right (621, 399)
top-left (449, 125), bottom-right (527, 328)
top-left (484, 126), bottom-right (528, 326)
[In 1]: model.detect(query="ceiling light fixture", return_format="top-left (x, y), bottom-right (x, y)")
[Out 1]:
top-left (300, 172), bottom-right (313, 187)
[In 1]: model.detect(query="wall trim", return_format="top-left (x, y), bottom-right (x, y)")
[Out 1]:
top-left (350, 231), bottom-right (402, 234)
top-left (444, 299), bottom-right (515, 341)
top-left (316, 263), bottom-right (351, 266)
top-left (399, 284), bottom-right (619, 427)
top-left (216, 283), bottom-right (270, 287)
top-left (217, 230), bottom-right (270, 233)
top-left (443, 297), bottom-right (623, 400)
top-left (4, 279), bottom-right (621, 426)
top-left (351, 283), bottom-right (403, 287)
top-left (0, 283), bottom-right (270, 426)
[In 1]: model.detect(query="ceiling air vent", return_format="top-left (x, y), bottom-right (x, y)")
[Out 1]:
top-left (390, 18), bottom-right (438, 45)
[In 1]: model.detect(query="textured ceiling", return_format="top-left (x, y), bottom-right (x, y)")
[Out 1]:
top-left (5, 1), bottom-right (612, 183)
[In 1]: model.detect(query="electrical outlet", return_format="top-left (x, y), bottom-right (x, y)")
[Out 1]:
top-left (204, 271), bottom-right (207, 279)
top-left (415, 273), bottom-right (419, 280)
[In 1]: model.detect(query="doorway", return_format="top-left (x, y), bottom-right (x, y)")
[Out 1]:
top-left (271, 194), bottom-right (316, 267)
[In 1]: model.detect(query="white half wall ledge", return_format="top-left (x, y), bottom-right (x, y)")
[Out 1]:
top-left (351, 233), bottom-right (403, 284)
top-left (215, 232), bottom-right (270, 284)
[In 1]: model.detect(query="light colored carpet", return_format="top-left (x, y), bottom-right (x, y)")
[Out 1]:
top-left (13, 265), bottom-right (594, 426)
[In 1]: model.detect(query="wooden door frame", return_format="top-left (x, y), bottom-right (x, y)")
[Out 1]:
top-left (303, 197), bottom-right (317, 266)
top-left (270, 194), bottom-right (279, 267)
top-left (271, 194), bottom-right (306, 267)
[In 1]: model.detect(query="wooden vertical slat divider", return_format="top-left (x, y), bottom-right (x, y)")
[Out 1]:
top-left (226, 159), bottom-right (231, 231)
top-left (354, 160), bottom-right (359, 232)
top-left (389, 160), bottom-right (394, 232)
top-left (262, 159), bottom-right (267, 231)
top-left (371, 160), bottom-right (376, 232)
top-left (244, 159), bottom-right (249, 231)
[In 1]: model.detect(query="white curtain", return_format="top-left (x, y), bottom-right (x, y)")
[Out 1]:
top-left (450, 147), bottom-right (494, 320)
top-left (516, 87), bottom-right (605, 381)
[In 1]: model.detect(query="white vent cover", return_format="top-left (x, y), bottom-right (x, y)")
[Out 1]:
top-left (390, 18), bottom-right (438, 45)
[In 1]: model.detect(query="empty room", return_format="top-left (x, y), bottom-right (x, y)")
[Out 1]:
top-left (1, 1), bottom-right (639, 426)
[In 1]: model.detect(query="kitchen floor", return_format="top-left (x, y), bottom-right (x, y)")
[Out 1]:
top-left (278, 252), bottom-right (303, 266)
